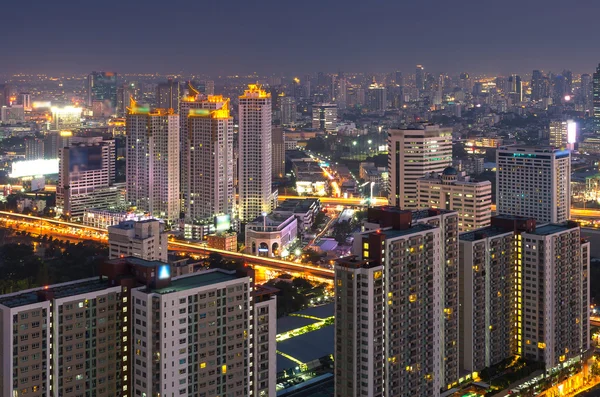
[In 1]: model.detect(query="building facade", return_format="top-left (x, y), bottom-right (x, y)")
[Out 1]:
top-left (311, 103), bottom-right (337, 132)
top-left (245, 213), bottom-right (298, 257)
top-left (108, 219), bottom-right (168, 262)
top-left (126, 100), bottom-right (180, 222)
top-left (388, 124), bottom-right (453, 209)
top-left (496, 146), bottom-right (570, 224)
top-left (87, 71), bottom-right (118, 111)
top-left (238, 84), bottom-right (273, 222)
top-left (417, 167), bottom-right (492, 232)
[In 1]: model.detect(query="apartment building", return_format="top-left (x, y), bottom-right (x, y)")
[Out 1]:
top-left (108, 218), bottom-right (168, 262)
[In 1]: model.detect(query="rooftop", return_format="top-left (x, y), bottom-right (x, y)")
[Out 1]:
top-left (106, 256), bottom-right (165, 268)
top-left (378, 223), bottom-right (435, 239)
top-left (0, 278), bottom-right (111, 309)
top-left (144, 269), bottom-right (242, 295)
top-left (529, 223), bottom-right (578, 236)
top-left (460, 226), bottom-right (514, 242)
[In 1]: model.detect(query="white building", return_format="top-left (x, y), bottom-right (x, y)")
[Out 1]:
top-left (388, 124), bottom-right (453, 209)
top-left (238, 84), bottom-right (272, 222)
top-left (1, 105), bottom-right (25, 124)
top-left (311, 103), bottom-right (337, 132)
top-left (56, 137), bottom-right (120, 219)
top-left (130, 267), bottom-right (276, 397)
top-left (126, 100), bottom-right (180, 222)
top-left (280, 95), bottom-right (296, 125)
top-left (245, 213), bottom-right (298, 257)
top-left (108, 218), bottom-right (168, 262)
top-left (417, 167), bottom-right (492, 232)
top-left (184, 95), bottom-right (234, 223)
top-left (496, 146), bottom-right (570, 224)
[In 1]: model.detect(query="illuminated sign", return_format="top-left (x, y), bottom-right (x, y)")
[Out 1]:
top-left (158, 265), bottom-right (170, 280)
top-left (32, 101), bottom-right (51, 109)
top-left (567, 120), bottom-right (577, 144)
top-left (214, 214), bottom-right (231, 232)
top-left (10, 159), bottom-right (59, 178)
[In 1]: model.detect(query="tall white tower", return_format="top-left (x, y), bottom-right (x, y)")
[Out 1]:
top-left (238, 84), bottom-right (272, 222)
top-left (126, 99), bottom-right (180, 222)
top-left (185, 95), bottom-right (234, 222)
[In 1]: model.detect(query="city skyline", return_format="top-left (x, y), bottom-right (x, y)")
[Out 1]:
top-left (2, 0), bottom-right (600, 76)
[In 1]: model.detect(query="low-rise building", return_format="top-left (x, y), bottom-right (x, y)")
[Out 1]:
top-left (207, 232), bottom-right (238, 252)
top-left (108, 219), bottom-right (168, 262)
top-left (245, 213), bottom-right (298, 257)
top-left (273, 198), bottom-right (321, 232)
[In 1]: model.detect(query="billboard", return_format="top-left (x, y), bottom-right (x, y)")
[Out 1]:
top-left (567, 120), bottom-right (577, 144)
top-left (69, 146), bottom-right (103, 172)
top-left (158, 265), bottom-right (171, 280)
top-left (10, 159), bottom-right (59, 178)
top-left (214, 214), bottom-right (231, 232)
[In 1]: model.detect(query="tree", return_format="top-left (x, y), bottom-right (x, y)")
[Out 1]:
top-left (332, 220), bottom-right (353, 244)
top-left (452, 143), bottom-right (468, 159)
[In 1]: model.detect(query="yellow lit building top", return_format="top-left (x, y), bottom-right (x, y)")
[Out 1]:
top-left (60, 130), bottom-right (73, 137)
top-left (128, 96), bottom-right (176, 116)
top-left (240, 83), bottom-right (270, 99)
top-left (188, 97), bottom-right (231, 119)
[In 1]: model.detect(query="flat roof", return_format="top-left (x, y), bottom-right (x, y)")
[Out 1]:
top-left (529, 223), bottom-right (576, 236)
top-left (106, 256), bottom-right (165, 268)
top-left (0, 278), bottom-right (111, 309)
top-left (379, 223), bottom-right (435, 239)
top-left (460, 226), bottom-right (513, 242)
top-left (145, 269), bottom-right (241, 295)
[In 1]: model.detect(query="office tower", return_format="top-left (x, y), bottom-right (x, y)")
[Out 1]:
top-left (552, 74), bottom-right (569, 104)
top-left (415, 64), bottom-right (425, 95)
top-left (272, 126), bottom-right (285, 179)
top-left (395, 70), bottom-right (404, 87)
top-left (388, 124), bottom-right (453, 209)
top-left (460, 216), bottom-right (590, 372)
top-left (156, 79), bottom-right (180, 110)
top-left (51, 106), bottom-right (82, 130)
top-left (87, 71), bottom-right (118, 112)
top-left (126, 99), bottom-right (180, 222)
top-left (56, 137), bottom-right (120, 219)
top-left (44, 130), bottom-right (72, 159)
top-left (531, 70), bottom-right (545, 101)
top-left (417, 167), bottom-right (492, 232)
top-left (581, 73), bottom-right (593, 115)
top-left (549, 120), bottom-right (569, 148)
top-left (17, 92), bottom-right (32, 111)
top-left (1, 105), bottom-right (25, 124)
top-left (303, 74), bottom-right (311, 98)
top-left (279, 95), bottom-right (296, 125)
top-left (238, 84), bottom-right (272, 222)
top-left (130, 265), bottom-right (276, 397)
top-left (508, 74), bottom-right (522, 102)
top-left (108, 218), bottom-right (168, 261)
top-left (184, 95), bottom-right (234, 223)
top-left (311, 103), bottom-right (337, 132)
top-left (563, 69), bottom-right (573, 94)
top-left (24, 136), bottom-right (45, 160)
top-left (336, 206), bottom-right (459, 397)
top-left (335, 75), bottom-right (347, 109)
top-left (117, 83), bottom-right (136, 116)
top-left (496, 146), bottom-right (570, 223)
top-left (367, 82), bottom-right (386, 112)
top-left (594, 64), bottom-right (600, 133)
top-left (0, 277), bottom-right (128, 397)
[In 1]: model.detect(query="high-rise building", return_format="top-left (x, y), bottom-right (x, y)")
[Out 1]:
top-left (415, 64), bottom-right (425, 95)
top-left (0, 257), bottom-right (278, 397)
top-left (334, 75), bottom-right (347, 109)
top-left (272, 126), bottom-right (285, 179)
top-left (184, 95), bottom-right (234, 223)
top-left (395, 70), bottom-right (404, 87)
top-left (87, 71), bottom-right (118, 111)
top-left (24, 136), bottom-right (45, 160)
top-left (593, 64), bottom-right (600, 133)
top-left (17, 92), bottom-right (32, 111)
top-left (336, 206), bottom-right (459, 397)
top-left (108, 218), bottom-right (168, 261)
top-left (0, 84), bottom-right (11, 108)
top-left (549, 120), bottom-right (569, 148)
top-left (280, 95), bottom-right (296, 125)
top-left (1, 105), bottom-right (25, 124)
top-left (51, 106), bottom-right (82, 130)
top-left (508, 74), bottom-right (523, 102)
top-left (126, 99), bottom-right (180, 222)
top-left (531, 70), bottom-right (544, 101)
top-left (388, 124), bottom-right (453, 209)
top-left (497, 146), bottom-right (570, 223)
top-left (581, 73), bottom-right (593, 115)
top-left (44, 130), bottom-right (72, 159)
top-left (311, 103), bottom-right (337, 132)
top-left (238, 84), bottom-right (273, 222)
top-left (56, 137), bottom-right (121, 220)
top-left (459, 216), bottom-right (590, 373)
top-left (367, 82), bottom-right (386, 112)
top-left (417, 167), bottom-right (492, 232)
top-left (156, 79), bottom-right (180, 110)
top-left (117, 83), bottom-right (136, 117)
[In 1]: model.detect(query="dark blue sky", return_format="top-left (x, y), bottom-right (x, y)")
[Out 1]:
top-left (1, 0), bottom-right (599, 76)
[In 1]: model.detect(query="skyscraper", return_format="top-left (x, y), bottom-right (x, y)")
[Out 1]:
top-left (156, 79), bottom-right (180, 110)
top-left (417, 167), bottom-right (492, 232)
top-left (581, 73), bottom-right (593, 115)
top-left (24, 136), bottom-right (44, 160)
top-left (335, 206), bottom-right (459, 396)
top-left (388, 124), bottom-right (453, 209)
top-left (508, 74), bottom-right (523, 102)
top-left (279, 95), bottom-right (296, 125)
top-left (367, 82), bottom-right (386, 112)
top-left (415, 64), bottom-right (425, 95)
top-left (311, 103), bottom-right (338, 132)
top-left (593, 64), bottom-right (600, 133)
top-left (531, 70), bottom-right (544, 101)
top-left (549, 120), bottom-right (568, 148)
top-left (126, 99), bottom-right (180, 222)
top-left (238, 84), bottom-right (272, 222)
top-left (184, 95), bottom-right (234, 223)
top-left (272, 126), bottom-right (285, 179)
top-left (496, 146), bottom-right (570, 223)
top-left (87, 71), bottom-right (118, 112)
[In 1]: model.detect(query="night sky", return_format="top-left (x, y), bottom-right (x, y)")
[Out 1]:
top-left (1, 0), bottom-right (599, 76)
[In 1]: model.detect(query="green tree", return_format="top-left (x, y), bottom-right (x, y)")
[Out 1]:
top-left (332, 220), bottom-right (353, 244)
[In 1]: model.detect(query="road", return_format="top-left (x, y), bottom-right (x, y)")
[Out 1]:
top-left (278, 195), bottom-right (388, 207)
top-left (0, 211), bottom-right (335, 282)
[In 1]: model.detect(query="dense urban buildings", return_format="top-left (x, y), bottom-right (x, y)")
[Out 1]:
top-left (336, 206), bottom-right (459, 397)
top-left (238, 84), bottom-right (273, 222)
top-left (388, 123), bottom-right (453, 209)
top-left (126, 99), bottom-right (180, 222)
top-left (87, 71), bottom-right (118, 115)
top-left (496, 146), bottom-right (570, 224)
top-left (417, 167), bottom-right (492, 232)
